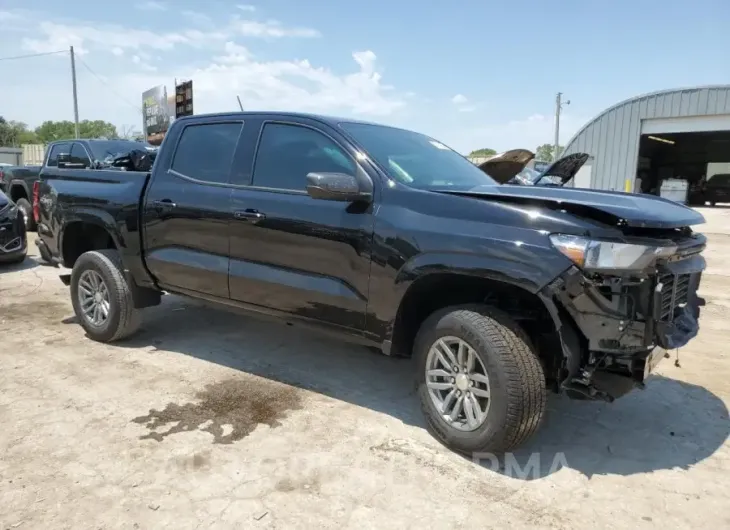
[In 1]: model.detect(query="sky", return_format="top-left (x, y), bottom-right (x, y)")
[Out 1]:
top-left (1, 0), bottom-right (729, 154)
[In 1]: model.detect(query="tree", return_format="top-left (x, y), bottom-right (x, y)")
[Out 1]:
top-left (535, 143), bottom-right (564, 162)
top-left (0, 117), bottom-right (38, 146)
top-left (469, 148), bottom-right (497, 157)
top-left (34, 120), bottom-right (119, 143)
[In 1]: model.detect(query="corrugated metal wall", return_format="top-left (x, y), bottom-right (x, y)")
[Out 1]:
top-left (562, 85), bottom-right (730, 191)
top-left (22, 144), bottom-right (46, 165)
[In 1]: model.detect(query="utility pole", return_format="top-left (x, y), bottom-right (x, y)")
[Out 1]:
top-left (553, 92), bottom-right (570, 161)
top-left (70, 46), bottom-right (80, 139)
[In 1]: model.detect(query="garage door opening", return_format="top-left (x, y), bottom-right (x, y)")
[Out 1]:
top-left (636, 131), bottom-right (730, 205)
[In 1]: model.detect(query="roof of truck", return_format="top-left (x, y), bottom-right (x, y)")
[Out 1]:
top-left (173, 111), bottom-right (387, 128)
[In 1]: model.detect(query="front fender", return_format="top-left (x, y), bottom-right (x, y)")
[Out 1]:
top-left (395, 249), bottom-right (568, 293)
top-left (370, 247), bottom-right (573, 351)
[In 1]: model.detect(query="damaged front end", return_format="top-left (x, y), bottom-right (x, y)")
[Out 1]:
top-left (541, 230), bottom-right (706, 402)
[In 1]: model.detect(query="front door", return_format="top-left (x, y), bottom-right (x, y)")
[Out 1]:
top-left (228, 120), bottom-right (374, 331)
top-left (143, 120), bottom-right (244, 299)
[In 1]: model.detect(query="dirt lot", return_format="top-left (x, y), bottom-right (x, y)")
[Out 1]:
top-left (1, 208), bottom-right (729, 529)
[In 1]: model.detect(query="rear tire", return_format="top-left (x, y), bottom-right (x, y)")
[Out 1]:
top-left (15, 198), bottom-right (35, 232)
top-left (70, 249), bottom-right (141, 342)
top-left (414, 304), bottom-right (546, 454)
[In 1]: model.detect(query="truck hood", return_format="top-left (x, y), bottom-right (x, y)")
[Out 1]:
top-left (477, 149), bottom-right (535, 183)
top-left (477, 149), bottom-right (589, 186)
top-left (532, 152), bottom-right (590, 185)
top-left (436, 185), bottom-right (706, 229)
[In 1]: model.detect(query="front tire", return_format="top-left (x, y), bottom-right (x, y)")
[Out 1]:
top-left (15, 198), bottom-right (36, 232)
top-left (414, 304), bottom-right (546, 454)
top-left (70, 249), bottom-right (141, 342)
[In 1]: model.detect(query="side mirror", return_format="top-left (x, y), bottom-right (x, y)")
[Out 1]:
top-left (57, 153), bottom-right (71, 168)
top-left (306, 172), bottom-right (372, 202)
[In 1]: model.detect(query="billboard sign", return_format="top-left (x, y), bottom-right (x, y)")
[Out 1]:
top-left (142, 85), bottom-right (170, 138)
top-left (175, 80), bottom-right (194, 118)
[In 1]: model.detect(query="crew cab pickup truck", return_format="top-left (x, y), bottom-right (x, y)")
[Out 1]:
top-left (35, 112), bottom-right (707, 454)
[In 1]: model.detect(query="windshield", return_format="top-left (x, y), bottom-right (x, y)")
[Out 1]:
top-left (89, 140), bottom-right (154, 163)
top-left (339, 122), bottom-right (497, 190)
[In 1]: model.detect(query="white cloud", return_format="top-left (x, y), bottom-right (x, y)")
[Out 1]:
top-left (451, 94), bottom-right (468, 105)
top-left (237, 4), bottom-right (257, 12)
top-left (0, 10), bottom-right (23, 21)
top-left (0, 5), bottom-right (406, 133)
top-left (190, 46), bottom-right (402, 116)
top-left (231, 18), bottom-right (321, 39)
top-left (182, 10), bottom-right (213, 26)
top-left (135, 1), bottom-right (166, 11)
top-left (19, 12), bottom-right (320, 57)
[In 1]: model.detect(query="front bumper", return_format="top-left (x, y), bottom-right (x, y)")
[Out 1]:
top-left (0, 225), bottom-right (27, 263)
top-left (0, 204), bottom-right (27, 260)
top-left (543, 243), bottom-right (705, 401)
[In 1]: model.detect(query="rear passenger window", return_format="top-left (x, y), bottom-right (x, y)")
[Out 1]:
top-left (171, 123), bottom-right (243, 184)
top-left (46, 143), bottom-right (71, 167)
top-left (252, 123), bottom-right (355, 191)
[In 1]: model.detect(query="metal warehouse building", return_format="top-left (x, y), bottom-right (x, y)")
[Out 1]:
top-left (561, 85), bottom-right (730, 202)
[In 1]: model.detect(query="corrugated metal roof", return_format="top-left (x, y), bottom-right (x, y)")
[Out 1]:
top-left (562, 85), bottom-right (730, 191)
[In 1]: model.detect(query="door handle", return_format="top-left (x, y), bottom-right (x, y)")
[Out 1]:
top-left (234, 209), bottom-right (266, 223)
top-left (152, 199), bottom-right (176, 210)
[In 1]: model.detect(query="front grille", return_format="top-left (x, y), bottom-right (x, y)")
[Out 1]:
top-left (657, 272), bottom-right (691, 321)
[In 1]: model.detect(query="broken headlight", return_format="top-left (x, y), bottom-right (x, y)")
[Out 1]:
top-left (550, 234), bottom-right (676, 272)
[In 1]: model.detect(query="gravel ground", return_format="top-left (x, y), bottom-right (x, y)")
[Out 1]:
top-left (1, 207), bottom-right (729, 529)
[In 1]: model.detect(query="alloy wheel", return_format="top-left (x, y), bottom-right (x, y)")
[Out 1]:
top-left (425, 336), bottom-right (491, 431)
top-left (77, 269), bottom-right (111, 327)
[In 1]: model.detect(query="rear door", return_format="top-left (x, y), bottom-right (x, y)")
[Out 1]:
top-left (228, 118), bottom-right (375, 331)
top-left (142, 118), bottom-right (244, 299)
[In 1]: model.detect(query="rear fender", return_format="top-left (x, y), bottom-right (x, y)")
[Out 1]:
top-left (59, 207), bottom-right (123, 258)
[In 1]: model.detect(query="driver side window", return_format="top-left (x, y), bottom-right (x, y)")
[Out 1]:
top-left (70, 143), bottom-right (92, 169)
top-left (252, 123), bottom-right (355, 191)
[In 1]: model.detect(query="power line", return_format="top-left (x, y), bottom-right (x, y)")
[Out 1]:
top-left (0, 50), bottom-right (67, 62)
top-left (76, 57), bottom-right (142, 113)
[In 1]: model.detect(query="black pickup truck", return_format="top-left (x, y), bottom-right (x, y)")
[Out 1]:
top-left (35, 112), bottom-right (707, 454)
top-left (1, 139), bottom-right (155, 234)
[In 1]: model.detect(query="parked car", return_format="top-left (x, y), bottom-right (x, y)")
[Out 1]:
top-left (0, 139), bottom-right (156, 234)
top-left (477, 149), bottom-right (590, 186)
top-left (688, 173), bottom-right (730, 206)
top-left (0, 164), bottom-right (42, 231)
top-left (36, 112), bottom-right (707, 454)
top-left (0, 189), bottom-right (27, 265)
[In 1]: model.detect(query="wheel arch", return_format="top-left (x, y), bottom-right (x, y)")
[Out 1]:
top-left (9, 181), bottom-right (30, 202)
top-left (59, 210), bottom-right (122, 269)
top-left (388, 269), bottom-right (557, 358)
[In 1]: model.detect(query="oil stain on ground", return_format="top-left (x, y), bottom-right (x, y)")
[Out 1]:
top-left (131, 377), bottom-right (303, 444)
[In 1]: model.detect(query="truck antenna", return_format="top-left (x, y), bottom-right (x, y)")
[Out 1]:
top-left (236, 95), bottom-right (244, 111)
